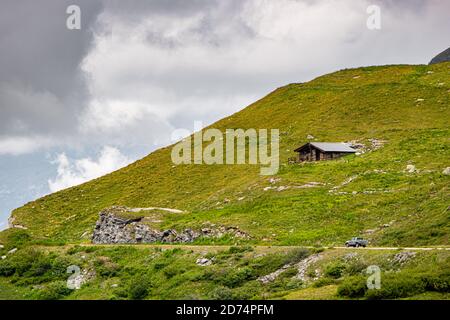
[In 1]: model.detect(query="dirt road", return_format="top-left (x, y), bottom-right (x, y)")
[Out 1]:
top-left (76, 243), bottom-right (450, 253)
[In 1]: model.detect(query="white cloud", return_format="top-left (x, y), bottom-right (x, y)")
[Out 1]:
top-left (79, 99), bottom-right (158, 131)
top-left (80, 0), bottom-right (450, 141)
top-left (0, 136), bottom-right (54, 156)
top-left (48, 146), bottom-right (132, 192)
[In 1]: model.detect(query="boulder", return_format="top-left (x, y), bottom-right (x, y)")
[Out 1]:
top-left (196, 258), bottom-right (212, 266)
top-left (405, 164), bottom-right (417, 173)
top-left (442, 167), bottom-right (450, 175)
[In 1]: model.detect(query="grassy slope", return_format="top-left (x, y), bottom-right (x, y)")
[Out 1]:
top-left (5, 63), bottom-right (450, 246)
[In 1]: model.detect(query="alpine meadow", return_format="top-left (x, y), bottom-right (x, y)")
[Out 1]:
top-left (1, 63), bottom-right (449, 300)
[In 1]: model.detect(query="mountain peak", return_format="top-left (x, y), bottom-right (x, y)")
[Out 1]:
top-left (429, 46), bottom-right (450, 64)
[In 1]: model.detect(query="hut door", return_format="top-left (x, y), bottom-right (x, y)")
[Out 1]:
top-left (316, 150), bottom-right (321, 161)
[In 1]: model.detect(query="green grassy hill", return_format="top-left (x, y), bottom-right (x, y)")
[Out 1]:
top-left (5, 63), bottom-right (450, 247)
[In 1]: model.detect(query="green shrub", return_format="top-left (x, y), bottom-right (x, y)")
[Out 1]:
top-left (231, 281), bottom-right (261, 299)
top-left (221, 267), bottom-right (255, 288)
top-left (365, 274), bottom-right (426, 299)
top-left (153, 261), bottom-right (169, 271)
top-left (421, 273), bottom-right (450, 293)
top-left (93, 257), bottom-right (120, 278)
top-left (337, 276), bottom-right (367, 298)
top-left (0, 248), bottom-right (39, 276)
top-left (0, 260), bottom-right (15, 277)
top-left (128, 277), bottom-right (150, 300)
top-left (5, 230), bottom-right (31, 249)
top-left (312, 277), bottom-right (336, 288)
top-left (32, 281), bottom-right (72, 300)
top-left (345, 260), bottom-right (367, 276)
top-left (284, 248), bottom-right (310, 265)
top-left (339, 270), bottom-right (450, 300)
top-left (209, 286), bottom-right (233, 300)
top-left (163, 265), bottom-right (186, 279)
top-left (285, 278), bottom-right (303, 290)
top-left (324, 262), bottom-right (346, 279)
top-left (0, 248), bottom-right (74, 283)
top-left (27, 257), bottom-right (52, 277)
top-left (247, 254), bottom-right (286, 277)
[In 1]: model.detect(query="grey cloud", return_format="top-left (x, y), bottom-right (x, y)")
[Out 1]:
top-left (0, 0), bottom-right (102, 137)
top-left (1, 0), bottom-right (450, 151)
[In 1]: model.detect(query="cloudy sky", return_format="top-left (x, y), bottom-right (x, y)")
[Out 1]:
top-left (0, 0), bottom-right (449, 229)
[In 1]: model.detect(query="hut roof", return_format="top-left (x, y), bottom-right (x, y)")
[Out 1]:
top-left (294, 142), bottom-right (356, 153)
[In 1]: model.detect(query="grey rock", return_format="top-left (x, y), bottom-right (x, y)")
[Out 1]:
top-left (67, 268), bottom-right (96, 290)
top-left (405, 164), bottom-right (417, 173)
top-left (7, 248), bottom-right (17, 255)
top-left (258, 264), bottom-right (292, 284)
top-left (294, 253), bottom-right (323, 282)
top-left (92, 207), bottom-right (250, 244)
top-left (258, 253), bottom-right (323, 284)
top-left (368, 138), bottom-right (386, 150)
top-left (196, 258), bottom-right (212, 266)
top-left (392, 251), bottom-right (416, 265)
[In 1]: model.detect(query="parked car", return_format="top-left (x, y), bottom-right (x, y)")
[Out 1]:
top-left (345, 237), bottom-right (368, 247)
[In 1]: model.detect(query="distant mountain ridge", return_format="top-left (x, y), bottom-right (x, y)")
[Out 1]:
top-left (429, 46), bottom-right (450, 64)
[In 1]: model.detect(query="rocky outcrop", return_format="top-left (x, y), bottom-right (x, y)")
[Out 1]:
top-left (7, 215), bottom-right (27, 230)
top-left (67, 267), bottom-right (96, 290)
top-left (258, 253), bottom-right (323, 284)
top-left (391, 251), bottom-right (416, 265)
top-left (429, 47), bottom-right (450, 65)
top-left (258, 264), bottom-right (293, 284)
top-left (92, 207), bottom-right (250, 244)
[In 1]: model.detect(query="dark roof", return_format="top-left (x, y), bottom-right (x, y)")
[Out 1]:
top-left (294, 142), bottom-right (356, 153)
